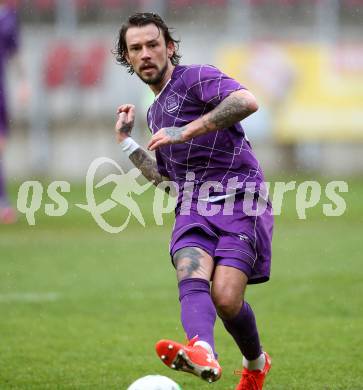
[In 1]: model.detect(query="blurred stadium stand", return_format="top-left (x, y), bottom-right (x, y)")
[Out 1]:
top-left (5, 0), bottom-right (363, 178)
top-left (44, 42), bottom-right (73, 89)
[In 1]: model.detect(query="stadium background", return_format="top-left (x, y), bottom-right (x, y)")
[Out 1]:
top-left (1, 1), bottom-right (362, 389)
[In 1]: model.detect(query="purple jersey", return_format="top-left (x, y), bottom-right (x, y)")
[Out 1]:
top-left (147, 64), bottom-right (265, 211)
top-left (0, 5), bottom-right (19, 135)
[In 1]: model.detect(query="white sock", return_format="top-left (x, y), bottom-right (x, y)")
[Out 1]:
top-left (243, 352), bottom-right (266, 371)
top-left (194, 341), bottom-right (214, 358)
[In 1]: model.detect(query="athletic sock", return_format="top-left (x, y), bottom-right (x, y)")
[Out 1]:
top-left (222, 301), bottom-right (262, 361)
top-left (194, 340), bottom-right (214, 356)
top-left (178, 278), bottom-right (217, 357)
top-left (243, 353), bottom-right (266, 371)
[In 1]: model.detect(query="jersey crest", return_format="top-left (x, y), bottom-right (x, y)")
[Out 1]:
top-left (165, 93), bottom-right (179, 113)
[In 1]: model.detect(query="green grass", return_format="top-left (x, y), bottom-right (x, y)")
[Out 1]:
top-left (0, 178), bottom-right (362, 389)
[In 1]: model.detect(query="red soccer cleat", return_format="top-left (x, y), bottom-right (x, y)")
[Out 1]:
top-left (235, 352), bottom-right (271, 390)
top-left (155, 336), bottom-right (222, 383)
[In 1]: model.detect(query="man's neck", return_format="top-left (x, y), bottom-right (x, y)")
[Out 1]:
top-left (150, 64), bottom-right (175, 96)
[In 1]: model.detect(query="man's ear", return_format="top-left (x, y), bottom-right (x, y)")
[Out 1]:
top-left (167, 41), bottom-right (175, 59)
top-left (125, 51), bottom-right (130, 64)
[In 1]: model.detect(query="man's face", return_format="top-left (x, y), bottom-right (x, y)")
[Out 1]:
top-left (125, 23), bottom-right (174, 85)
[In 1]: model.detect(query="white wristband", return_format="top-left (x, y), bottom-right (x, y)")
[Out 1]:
top-left (119, 137), bottom-right (140, 157)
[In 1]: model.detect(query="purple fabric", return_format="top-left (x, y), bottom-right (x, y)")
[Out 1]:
top-left (179, 278), bottom-right (217, 357)
top-left (0, 5), bottom-right (19, 137)
top-left (170, 199), bottom-right (273, 285)
top-left (222, 301), bottom-right (262, 361)
top-left (0, 6), bottom-right (18, 57)
top-left (147, 64), bottom-right (265, 211)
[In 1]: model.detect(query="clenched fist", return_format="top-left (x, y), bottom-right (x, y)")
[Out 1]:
top-left (115, 104), bottom-right (135, 143)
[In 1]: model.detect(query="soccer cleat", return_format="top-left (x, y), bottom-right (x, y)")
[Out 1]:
top-left (0, 207), bottom-right (17, 224)
top-left (235, 352), bottom-right (271, 390)
top-left (155, 336), bottom-right (222, 383)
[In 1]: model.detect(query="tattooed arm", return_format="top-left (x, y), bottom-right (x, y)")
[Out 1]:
top-left (115, 103), bottom-right (170, 188)
top-left (197, 89), bottom-right (258, 136)
top-left (147, 89), bottom-right (258, 151)
top-left (128, 148), bottom-right (168, 186)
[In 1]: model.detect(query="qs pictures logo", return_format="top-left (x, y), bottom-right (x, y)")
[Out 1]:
top-left (16, 157), bottom-right (153, 233)
top-left (76, 157), bottom-right (152, 233)
top-left (16, 157), bottom-right (349, 232)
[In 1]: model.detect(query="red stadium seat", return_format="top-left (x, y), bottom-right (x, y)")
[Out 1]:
top-left (169, 0), bottom-right (195, 7)
top-left (169, 0), bottom-right (228, 7)
top-left (76, 0), bottom-right (91, 9)
top-left (249, 0), bottom-right (265, 4)
top-left (34, 0), bottom-right (55, 11)
top-left (5, 0), bottom-right (20, 7)
top-left (102, 0), bottom-right (129, 9)
top-left (207, 0), bottom-right (227, 5)
top-left (77, 43), bottom-right (108, 88)
top-left (44, 42), bottom-right (73, 89)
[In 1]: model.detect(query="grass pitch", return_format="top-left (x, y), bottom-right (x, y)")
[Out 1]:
top-left (0, 178), bottom-right (362, 389)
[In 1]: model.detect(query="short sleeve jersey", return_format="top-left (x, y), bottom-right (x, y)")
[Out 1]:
top-left (147, 65), bottom-right (265, 209)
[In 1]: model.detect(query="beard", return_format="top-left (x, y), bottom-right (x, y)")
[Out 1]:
top-left (136, 61), bottom-right (168, 85)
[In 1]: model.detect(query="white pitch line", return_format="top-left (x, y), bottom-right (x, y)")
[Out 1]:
top-left (0, 292), bottom-right (61, 303)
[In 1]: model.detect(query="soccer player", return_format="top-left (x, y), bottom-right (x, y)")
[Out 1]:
top-left (114, 13), bottom-right (273, 390)
top-left (0, 1), bottom-right (26, 223)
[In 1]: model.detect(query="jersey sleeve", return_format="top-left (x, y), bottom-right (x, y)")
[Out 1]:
top-left (186, 65), bottom-right (245, 107)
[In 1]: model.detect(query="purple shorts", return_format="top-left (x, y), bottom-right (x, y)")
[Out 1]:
top-left (170, 199), bottom-right (273, 284)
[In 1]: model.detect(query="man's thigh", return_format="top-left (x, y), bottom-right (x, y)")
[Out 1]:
top-left (173, 246), bottom-right (214, 282)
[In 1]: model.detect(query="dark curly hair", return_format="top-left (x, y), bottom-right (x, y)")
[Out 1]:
top-left (114, 12), bottom-right (181, 74)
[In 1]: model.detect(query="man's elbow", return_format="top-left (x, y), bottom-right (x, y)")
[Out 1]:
top-left (240, 90), bottom-right (258, 115)
top-left (246, 98), bottom-right (258, 115)
top-left (230, 90), bottom-right (259, 118)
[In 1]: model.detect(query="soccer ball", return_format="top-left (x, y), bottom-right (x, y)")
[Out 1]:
top-left (127, 375), bottom-right (181, 390)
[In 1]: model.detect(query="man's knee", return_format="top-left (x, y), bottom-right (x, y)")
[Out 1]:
top-left (211, 286), bottom-right (243, 320)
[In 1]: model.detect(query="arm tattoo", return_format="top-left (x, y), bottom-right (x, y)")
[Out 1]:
top-left (119, 122), bottom-right (133, 134)
top-left (165, 126), bottom-right (187, 142)
top-left (202, 94), bottom-right (253, 132)
top-left (173, 247), bottom-right (203, 279)
top-left (129, 147), bottom-right (165, 187)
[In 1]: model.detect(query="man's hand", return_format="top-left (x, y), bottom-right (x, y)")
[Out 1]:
top-left (147, 126), bottom-right (189, 151)
top-left (115, 104), bottom-right (135, 143)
